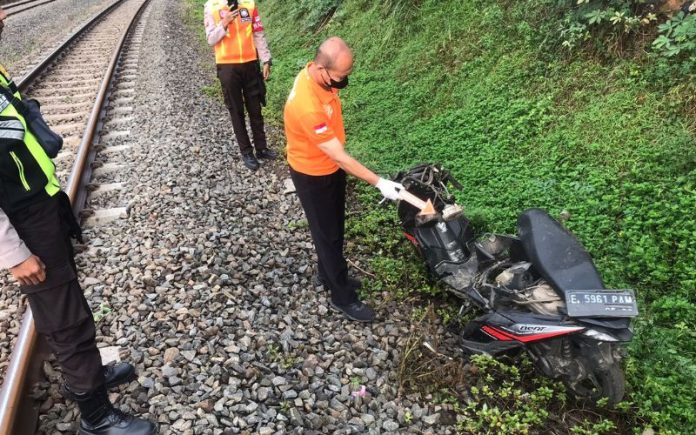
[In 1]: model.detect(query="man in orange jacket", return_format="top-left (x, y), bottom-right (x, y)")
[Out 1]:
top-left (204, 0), bottom-right (275, 171)
top-left (284, 37), bottom-right (403, 322)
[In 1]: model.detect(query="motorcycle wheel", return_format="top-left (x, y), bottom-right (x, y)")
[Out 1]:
top-left (564, 353), bottom-right (625, 405)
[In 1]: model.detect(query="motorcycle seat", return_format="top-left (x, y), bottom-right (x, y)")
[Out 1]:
top-left (517, 208), bottom-right (604, 298)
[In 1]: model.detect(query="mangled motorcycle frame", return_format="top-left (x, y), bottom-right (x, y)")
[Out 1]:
top-left (393, 164), bottom-right (638, 404)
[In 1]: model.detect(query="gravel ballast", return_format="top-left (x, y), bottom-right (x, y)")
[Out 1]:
top-left (28, 0), bottom-right (461, 433)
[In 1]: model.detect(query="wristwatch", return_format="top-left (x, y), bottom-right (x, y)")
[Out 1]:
top-left (264, 60), bottom-right (272, 67)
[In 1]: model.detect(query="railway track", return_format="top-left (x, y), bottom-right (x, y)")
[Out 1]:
top-left (4, 0), bottom-right (59, 17)
top-left (0, 0), bottom-right (151, 432)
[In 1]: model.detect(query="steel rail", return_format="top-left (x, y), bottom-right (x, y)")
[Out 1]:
top-left (17, 0), bottom-right (124, 92)
top-left (0, 0), bottom-right (149, 432)
top-left (67, 0), bottom-right (150, 215)
top-left (3, 0), bottom-right (41, 9)
top-left (5, 0), bottom-right (59, 17)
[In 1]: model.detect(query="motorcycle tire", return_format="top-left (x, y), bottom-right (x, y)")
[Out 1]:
top-left (564, 357), bottom-right (626, 405)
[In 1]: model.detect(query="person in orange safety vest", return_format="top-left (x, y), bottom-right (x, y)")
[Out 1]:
top-left (204, 0), bottom-right (276, 171)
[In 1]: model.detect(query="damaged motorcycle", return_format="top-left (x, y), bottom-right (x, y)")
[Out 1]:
top-left (392, 164), bottom-right (638, 404)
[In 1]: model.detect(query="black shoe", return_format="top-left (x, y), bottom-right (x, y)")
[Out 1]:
top-left (312, 274), bottom-right (362, 290)
top-left (80, 409), bottom-right (157, 435)
top-left (104, 361), bottom-right (136, 389)
top-left (256, 148), bottom-right (277, 160)
top-left (329, 300), bottom-right (376, 322)
top-left (242, 153), bottom-right (260, 171)
top-left (70, 385), bottom-right (157, 435)
top-left (61, 362), bottom-right (137, 399)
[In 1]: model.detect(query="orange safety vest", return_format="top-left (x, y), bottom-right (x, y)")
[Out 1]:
top-left (208, 0), bottom-right (262, 64)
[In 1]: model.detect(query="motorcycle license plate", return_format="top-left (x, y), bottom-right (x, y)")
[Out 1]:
top-left (565, 289), bottom-right (639, 318)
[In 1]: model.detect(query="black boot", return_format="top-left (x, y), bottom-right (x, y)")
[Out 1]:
top-left (241, 153), bottom-right (260, 171)
top-left (256, 148), bottom-right (278, 160)
top-left (329, 300), bottom-right (376, 322)
top-left (69, 385), bottom-right (157, 435)
top-left (104, 361), bottom-right (136, 389)
top-left (61, 362), bottom-right (136, 398)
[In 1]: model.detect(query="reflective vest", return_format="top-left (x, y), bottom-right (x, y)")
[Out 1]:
top-left (0, 65), bottom-right (60, 213)
top-left (207, 0), bottom-right (262, 64)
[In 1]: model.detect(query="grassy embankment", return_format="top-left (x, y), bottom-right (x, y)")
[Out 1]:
top-left (185, 0), bottom-right (695, 433)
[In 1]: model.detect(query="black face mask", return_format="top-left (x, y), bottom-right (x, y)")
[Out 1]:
top-left (329, 76), bottom-right (349, 89)
top-left (324, 69), bottom-right (349, 89)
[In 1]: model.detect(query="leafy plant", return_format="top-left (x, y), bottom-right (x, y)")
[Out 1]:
top-left (92, 303), bottom-right (112, 323)
top-left (557, 0), bottom-right (658, 53)
top-left (652, 11), bottom-right (696, 72)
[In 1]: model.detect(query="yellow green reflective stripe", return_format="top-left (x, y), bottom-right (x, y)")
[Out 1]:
top-left (1, 73), bottom-right (60, 197)
top-left (22, 129), bottom-right (60, 195)
top-left (10, 151), bottom-right (30, 191)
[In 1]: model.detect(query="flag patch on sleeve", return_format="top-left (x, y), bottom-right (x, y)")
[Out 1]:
top-left (314, 123), bottom-right (328, 134)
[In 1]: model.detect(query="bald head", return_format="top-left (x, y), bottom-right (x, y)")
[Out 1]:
top-left (314, 37), bottom-right (353, 71)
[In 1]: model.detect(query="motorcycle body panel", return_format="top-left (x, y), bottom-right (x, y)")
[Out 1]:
top-left (461, 310), bottom-right (585, 355)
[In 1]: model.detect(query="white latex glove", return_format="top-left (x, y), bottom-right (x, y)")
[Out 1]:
top-left (376, 178), bottom-right (404, 201)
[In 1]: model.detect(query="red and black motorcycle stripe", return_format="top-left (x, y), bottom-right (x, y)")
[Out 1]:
top-left (481, 325), bottom-right (583, 343)
top-left (403, 232), bottom-right (419, 246)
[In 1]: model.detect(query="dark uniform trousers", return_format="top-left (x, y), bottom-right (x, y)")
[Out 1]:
top-left (289, 167), bottom-right (358, 306)
top-left (9, 193), bottom-right (103, 392)
top-left (217, 61), bottom-right (267, 156)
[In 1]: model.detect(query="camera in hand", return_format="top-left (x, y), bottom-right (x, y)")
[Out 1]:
top-left (227, 0), bottom-right (239, 11)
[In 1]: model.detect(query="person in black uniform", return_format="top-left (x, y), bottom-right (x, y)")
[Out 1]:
top-left (0, 8), bottom-right (156, 435)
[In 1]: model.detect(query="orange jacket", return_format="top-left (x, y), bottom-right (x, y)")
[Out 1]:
top-left (284, 64), bottom-right (345, 176)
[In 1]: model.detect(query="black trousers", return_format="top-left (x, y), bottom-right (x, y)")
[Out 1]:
top-left (289, 167), bottom-right (358, 306)
top-left (217, 61), bottom-right (267, 156)
top-left (9, 194), bottom-right (103, 392)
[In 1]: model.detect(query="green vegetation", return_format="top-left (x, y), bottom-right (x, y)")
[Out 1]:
top-left (653, 11), bottom-right (696, 68)
top-left (186, 0), bottom-right (695, 432)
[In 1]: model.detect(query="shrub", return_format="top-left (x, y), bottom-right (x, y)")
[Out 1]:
top-left (557, 0), bottom-right (659, 52)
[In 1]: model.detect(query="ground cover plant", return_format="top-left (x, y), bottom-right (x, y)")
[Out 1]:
top-left (187, 0), bottom-right (695, 432)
